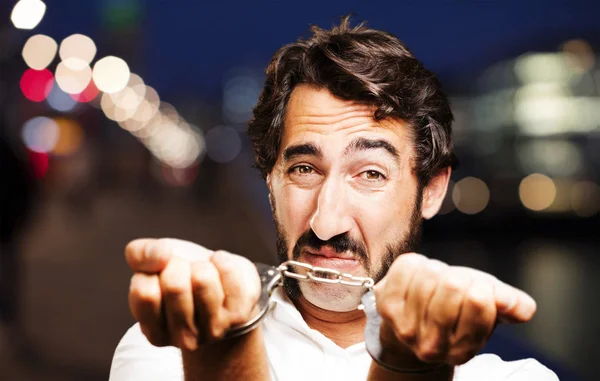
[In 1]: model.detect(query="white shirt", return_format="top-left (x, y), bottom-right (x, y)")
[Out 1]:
top-left (109, 288), bottom-right (558, 381)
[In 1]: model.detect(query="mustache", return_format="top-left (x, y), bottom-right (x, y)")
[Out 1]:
top-left (292, 230), bottom-right (369, 264)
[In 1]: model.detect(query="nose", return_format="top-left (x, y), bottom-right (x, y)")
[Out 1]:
top-left (309, 176), bottom-right (355, 241)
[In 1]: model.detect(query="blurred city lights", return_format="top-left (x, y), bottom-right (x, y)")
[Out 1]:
top-left (20, 68), bottom-right (53, 102)
top-left (452, 177), bottom-right (490, 215)
top-left (22, 116), bottom-right (59, 153)
top-left (519, 174), bottom-right (557, 211)
top-left (571, 181), bottom-right (600, 217)
top-left (47, 85), bottom-right (78, 112)
top-left (22, 34), bottom-right (57, 70)
top-left (51, 118), bottom-right (84, 156)
top-left (161, 164), bottom-right (199, 187)
top-left (27, 150), bottom-right (49, 178)
top-left (517, 140), bottom-right (583, 177)
top-left (55, 58), bottom-right (92, 94)
top-left (11, 0), bottom-right (46, 30)
top-left (59, 34), bottom-right (96, 64)
top-left (514, 53), bottom-right (572, 84)
top-left (70, 80), bottom-right (99, 103)
top-left (92, 56), bottom-right (130, 93)
top-left (222, 70), bottom-right (262, 124)
top-left (205, 126), bottom-right (242, 163)
top-left (562, 40), bottom-right (595, 74)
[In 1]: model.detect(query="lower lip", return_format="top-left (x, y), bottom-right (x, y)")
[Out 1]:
top-left (302, 253), bottom-right (361, 270)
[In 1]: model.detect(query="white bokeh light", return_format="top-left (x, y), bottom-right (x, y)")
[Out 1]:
top-left (55, 58), bottom-right (92, 94)
top-left (22, 34), bottom-right (57, 70)
top-left (11, 0), bottom-right (46, 30)
top-left (59, 34), bottom-right (96, 64)
top-left (92, 56), bottom-right (131, 93)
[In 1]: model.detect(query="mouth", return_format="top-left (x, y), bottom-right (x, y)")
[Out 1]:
top-left (301, 247), bottom-right (361, 270)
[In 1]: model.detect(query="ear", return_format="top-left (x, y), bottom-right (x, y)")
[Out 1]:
top-left (421, 167), bottom-right (452, 220)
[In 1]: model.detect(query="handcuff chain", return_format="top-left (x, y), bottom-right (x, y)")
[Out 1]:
top-left (277, 260), bottom-right (375, 289)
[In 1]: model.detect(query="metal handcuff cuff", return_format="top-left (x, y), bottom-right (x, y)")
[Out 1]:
top-left (223, 261), bottom-right (445, 374)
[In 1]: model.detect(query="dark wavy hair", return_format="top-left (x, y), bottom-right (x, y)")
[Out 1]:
top-left (248, 16), bottom-right (457, 186)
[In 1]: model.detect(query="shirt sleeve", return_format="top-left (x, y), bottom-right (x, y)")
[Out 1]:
top-left (108, 323), bottom-right (184, 381)
top-left (454, 354), bottom-right (559, 381)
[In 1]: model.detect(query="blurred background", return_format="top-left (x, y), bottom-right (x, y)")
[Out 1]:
top-left (0, 0), bottom-right (598, 380)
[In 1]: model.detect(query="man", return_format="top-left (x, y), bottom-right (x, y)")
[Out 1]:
top-left (109, 17), bottom-right (558, 380)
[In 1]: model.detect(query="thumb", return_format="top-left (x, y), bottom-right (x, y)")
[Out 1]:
top-left (494, 280), bottom-right (537, 323)
top-left (125, 238), bottom-right (213, 273)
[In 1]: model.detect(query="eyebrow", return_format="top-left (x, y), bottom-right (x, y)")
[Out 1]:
top-left (282, 143), bottom-right (323, 163)
top-left (344, 137), bottom-right (400, 161)
top-left (281, 137), bottom-right (400, 164)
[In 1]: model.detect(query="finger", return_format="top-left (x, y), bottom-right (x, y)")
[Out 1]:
top-left (408, 260), bottom-right (447, 361)
top-left (376, 254), bottom-right (427, 348)
top-left (211, 251), bottom-right (261, 326)
top-left (422, 267), bottom-right (473, 361)
top-left (494, 281), bottom-right (537, 323)
top-left (160, 257), bottom-right (198, 351)
top-left (126, 238), bottom-right (171, 273)
top-left (129, 273), bottom-right (168, 347)
top-left (449, 280), bottom-right (496, 365)
top-left (190, 260), bottom-right (226, 342)
top-left (160, 238), bottom-right (214, 262)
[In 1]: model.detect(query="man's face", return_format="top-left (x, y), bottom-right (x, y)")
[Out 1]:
top-left (267, 85), bottom-right (424, 312)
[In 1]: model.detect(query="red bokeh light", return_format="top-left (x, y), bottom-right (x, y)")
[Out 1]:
top-left (70, 79), bottom-right (99, 103)
top-left (20, 69), bottom-right (54, 102)
top-left (27, 150), bottom-right (49, 178)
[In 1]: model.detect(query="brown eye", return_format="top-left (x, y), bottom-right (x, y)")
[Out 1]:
top-left (365, 170), bottom-right (382, 180)
top-left (294, 165), bottom-right (313, 175)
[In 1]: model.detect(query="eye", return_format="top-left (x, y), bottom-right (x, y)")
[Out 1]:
top-left (361, 170), bottom-right (385, 181)
top-left (290, 165), bottom-right (314, 175)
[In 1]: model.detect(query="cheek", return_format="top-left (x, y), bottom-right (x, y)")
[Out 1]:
top-left (274, 185), bottom-right (317, 236)
top-left (354, 187), bottom-right (416, 257)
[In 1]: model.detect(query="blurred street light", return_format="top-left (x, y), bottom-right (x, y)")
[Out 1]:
top-left (22, 34), bottom-right (57, 70)
top-left (519, 174), bottom-right (557, 212)
top-left (92, 56), bottom-right (130, 93)
top-left (59, 34), bottom-right (97, 64)
top-left (11, 0), bottom-right (46, 30)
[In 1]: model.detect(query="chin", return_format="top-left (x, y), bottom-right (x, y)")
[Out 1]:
top-left (299, 282), bottom-right (363, 312)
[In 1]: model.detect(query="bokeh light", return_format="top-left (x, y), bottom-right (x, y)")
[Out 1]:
top-left (92, 56), bottom-right (130, 93)
top-left (59, 34), bottom-right (96, 64)
top-left (27, 150), bottom-right (49, 178)
top-left (222, 70), bottom-right (261, 124)
top-left (22, 116), bottom-right (59, 153)
top-left (562, 40), bottom-right (595, 74)
top-left (55, 58), bottom-right (92, 94)
top-left (51, 118), bottom-right (84, 156)
top-left (11, 0), bottom-right (46, 30)
top-left (452, 177), bottom-right (490, 215)
top-left (22, 34), bottom-right (57, 70)
top-left (205, 126), bottom-right (242, 163)
top-left (519, 173), bottom-right (557, 211)
top-left (20, 68), bottom-right (54, 102)
top-left (517, 140), bottom-right (583, 177)
top-left (571, 181), bottom-right (600, 217)
top-left (47, 85), bottom-right (78, 112)
top-left (70, 80), bottom-right (99, 103)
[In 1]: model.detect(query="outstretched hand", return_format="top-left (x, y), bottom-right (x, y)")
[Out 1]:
top-left (373, 253), bottom-right (537, 367)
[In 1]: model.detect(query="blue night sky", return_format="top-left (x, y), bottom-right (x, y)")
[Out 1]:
top-left (22, 0), bottom-right (600, 96)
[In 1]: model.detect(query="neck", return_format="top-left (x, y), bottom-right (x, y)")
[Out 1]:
top-left (292, 295), bottom-right (366, 348)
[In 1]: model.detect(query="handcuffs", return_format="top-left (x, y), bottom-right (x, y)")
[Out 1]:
top-left (223, 261), bottom-right (446, 374)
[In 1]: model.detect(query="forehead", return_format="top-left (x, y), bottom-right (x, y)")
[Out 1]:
top-left (281, 85), bottom-right (413, 155)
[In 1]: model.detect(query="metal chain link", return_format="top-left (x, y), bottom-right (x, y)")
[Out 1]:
top-left (277, 260), bottom-right (375, 289)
